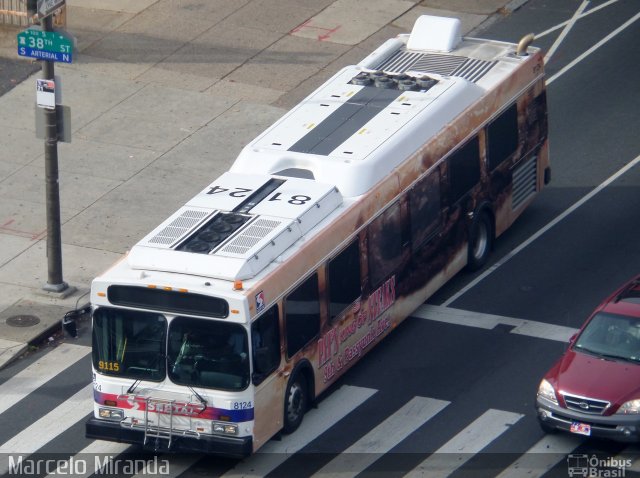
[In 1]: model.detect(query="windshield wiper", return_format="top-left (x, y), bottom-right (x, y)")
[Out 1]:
top-left (575, 345), bottom-right (627, 362)
top-left (189, 386), bottom-right (208, 414)
top-left (127, 379), bottom-right (141, 394)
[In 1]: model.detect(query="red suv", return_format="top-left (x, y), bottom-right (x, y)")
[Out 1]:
top-left (537, 274), bottom-right (640, 441)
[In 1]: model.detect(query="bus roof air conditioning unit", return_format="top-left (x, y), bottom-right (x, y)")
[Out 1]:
top-left (407, 15), bottom-right (461, 52)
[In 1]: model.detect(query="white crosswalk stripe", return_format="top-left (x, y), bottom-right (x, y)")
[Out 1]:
top-left (222, 385), bottom-right (377, 478)
top-left (0, 383), bottom-right (93, 474)
top-left (496, 434), bottom-right (581, 478)
top-left (44, 441), bottom-right (131, 478)
top-left (405, 408), bottom-right (524, 478)
top-left (0, 343), bottom-right (90, 416)
top-left (312, 396), bottom-right (450, 478)
top-left (130, 454), bottom-right (196, 478)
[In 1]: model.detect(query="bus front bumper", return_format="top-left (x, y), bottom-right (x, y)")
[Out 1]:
top-left (86, 417), bottom-right (253, 457)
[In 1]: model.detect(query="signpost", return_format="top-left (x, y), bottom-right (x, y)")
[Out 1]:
top-left (18, 0), bottom-right (73, 294)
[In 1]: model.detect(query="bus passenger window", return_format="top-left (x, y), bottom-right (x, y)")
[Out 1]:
top-left (409, 170), bottom-right (441, 249)
top-left (328, 240), bottom-right (361, 320)
top-left (285, 273), bottom-right (320, 358)
top-left (251, 305), bottom-right (280, 384)
top-left (448, 136), bottom-right (480, 204)
top-left (368, 202), bottom-right (403, 287)
top-left (487, 103), bottom-right (518, 170)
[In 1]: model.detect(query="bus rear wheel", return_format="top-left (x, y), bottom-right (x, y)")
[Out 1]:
top-left (467, 210), bottom-right (493, 271)
top-left (283, 373), bottom-right (308, 434)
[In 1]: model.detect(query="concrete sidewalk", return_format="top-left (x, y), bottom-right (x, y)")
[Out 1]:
top-left (0, 0), bottom-right (529, 369)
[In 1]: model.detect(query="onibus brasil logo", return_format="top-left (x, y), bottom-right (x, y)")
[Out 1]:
top-left (567, 454), bottom-right (632, 477)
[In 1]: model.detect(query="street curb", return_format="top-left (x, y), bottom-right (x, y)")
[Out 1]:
top-left (0, 302), bottom-right (90, 371)
top-left (470, 0), bottom-right (531, 36)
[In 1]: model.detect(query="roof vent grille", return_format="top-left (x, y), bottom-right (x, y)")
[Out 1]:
top-left (147, 210), bottom-right (211, 246)
top-left (375, 51), bottom-right (496, 83)
top-left (219, 218), bottom-right (282, 256)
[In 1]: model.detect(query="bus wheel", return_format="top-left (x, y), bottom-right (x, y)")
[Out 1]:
top-left (283, 373), bottom-right (308, 434)
top-left (467, 211), bottom-right (493, 271)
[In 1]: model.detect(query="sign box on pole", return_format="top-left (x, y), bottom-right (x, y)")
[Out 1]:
top-left (36, 79), bottom-right (55, 109)
top-left (37, 0), bottom-right (65, 19)
top-left (36, 105), bottom-right (71, 143)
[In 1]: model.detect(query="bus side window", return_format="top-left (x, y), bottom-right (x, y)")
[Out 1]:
top-left (285, 273), bottom-right (320, 358)
top-left (251, 305), bottom-right (280, 385)
top-left (367, 201), bottom-right (403, 288)
top-left (487, 103), bottom-right (518, 170)
top-left (409, 169), bottom-right (441, 249)
top-left (328, 239), bottom-right (361, 321)
top-left (447, 136), bottom-right (480, 204)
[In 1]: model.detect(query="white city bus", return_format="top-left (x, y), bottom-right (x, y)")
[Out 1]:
top-left (86, 15), bottom-right (550, 456)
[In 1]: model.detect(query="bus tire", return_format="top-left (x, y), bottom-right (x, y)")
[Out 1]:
top-left (283, 373), bottom-right (308, 434)
top-left (467, 210), bottom-right (493, 271)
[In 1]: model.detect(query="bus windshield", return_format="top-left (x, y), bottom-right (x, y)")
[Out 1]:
top-left (92, 307), bottom-right (167, 381)
top-left (168, 317), bottom-right (250, 391)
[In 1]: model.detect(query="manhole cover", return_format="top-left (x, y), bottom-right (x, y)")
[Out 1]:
top-left (6, 315), bottom-right (41, 327)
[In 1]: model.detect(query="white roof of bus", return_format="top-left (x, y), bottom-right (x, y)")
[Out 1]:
top-left (230, 16), bottom-right (534, 197)
top-left (123, 16), bottom-right (537, 282)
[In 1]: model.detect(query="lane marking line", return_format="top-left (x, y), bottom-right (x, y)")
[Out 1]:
top-left (414, 305), bottom-right (578, 342)
top-left (548, 10), bottom-right (640, 85)
top-left (442, 153), bottom-right (640, 307)
top-left (544, 1), bottom-right (590, 63)
top-left (536, 0), bottom-right (620, 39)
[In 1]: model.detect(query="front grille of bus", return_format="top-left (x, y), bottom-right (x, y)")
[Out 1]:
top-left (511, 155), bottom-right (537, 211)
top-left (374, 51), bottom-right (496, 83)
top-left (562, 393), bottom-right (610, 415)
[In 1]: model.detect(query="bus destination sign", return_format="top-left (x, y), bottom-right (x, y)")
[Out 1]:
top-left (17, 27), bottom-right (73, 63)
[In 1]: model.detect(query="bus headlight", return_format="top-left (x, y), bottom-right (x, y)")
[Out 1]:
top-left (98, 408), bottom-right (124, 421)
top-left (617, 399), bottom-right (640, 414)
top-left (213, 422), bottom-right (238, 435)
top-left (537, 379), bottom-right (558, 405)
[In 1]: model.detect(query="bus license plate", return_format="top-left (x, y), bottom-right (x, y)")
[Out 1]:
top-left (570, 422), bottom-right (591, 436)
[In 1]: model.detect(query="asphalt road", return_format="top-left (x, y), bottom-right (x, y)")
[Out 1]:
top-left (0, 56), bottom-right (38, 97)
top-left (1, 1), bottom-right (639, 476)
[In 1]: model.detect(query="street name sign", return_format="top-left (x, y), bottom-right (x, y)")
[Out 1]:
top-left (37, 0), bottom-right (65, 19)
top-left (17, 27), bottom-right (73, 63)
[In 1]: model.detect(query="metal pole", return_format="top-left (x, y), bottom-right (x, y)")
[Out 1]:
top-left (41, 14), bottom-right (67, 293)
